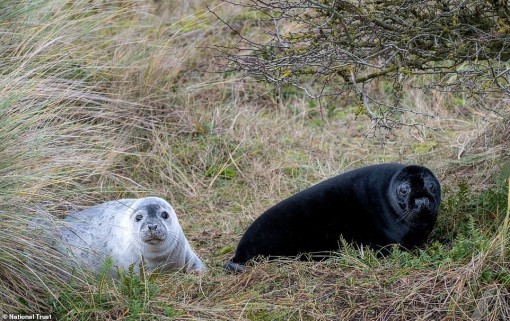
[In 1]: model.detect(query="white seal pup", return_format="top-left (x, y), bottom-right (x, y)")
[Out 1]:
top-left (60, 197), bottom-right (206, 273)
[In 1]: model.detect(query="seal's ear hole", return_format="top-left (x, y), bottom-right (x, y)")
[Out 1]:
top-left (161, 211), bottom-right (169, 219)
top-left (135, 214), bottom-right (143, 222)
top-left (427, 181), bottom-right (435, 191)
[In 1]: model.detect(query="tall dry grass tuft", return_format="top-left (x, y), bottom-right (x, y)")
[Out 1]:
top-left (1, 2), bottom-right (119, 312)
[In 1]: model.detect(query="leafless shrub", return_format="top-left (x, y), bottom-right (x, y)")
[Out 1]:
top-left (214, 0), bottom-right (510, 129)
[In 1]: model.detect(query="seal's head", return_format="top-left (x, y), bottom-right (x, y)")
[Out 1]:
top-left (390, 165), bottom-right (441, 227)
top-left (128, 197), bottom-right (181, 248)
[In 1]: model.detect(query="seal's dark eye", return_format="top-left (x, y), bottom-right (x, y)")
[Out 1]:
top-left (398, 185), bottom-right (409, 196)
top-left (135, 214), bottom-right (143, 222)
top-left (161, 211), bottom-right (169, 219)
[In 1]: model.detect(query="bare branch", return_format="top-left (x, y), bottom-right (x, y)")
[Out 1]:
top-left (214, 0), bottom-right (510, 129)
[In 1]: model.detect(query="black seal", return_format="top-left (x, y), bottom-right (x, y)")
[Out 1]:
top-left (225, 163), bottom-right (441, 272)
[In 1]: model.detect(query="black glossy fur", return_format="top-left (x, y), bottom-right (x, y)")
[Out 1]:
top-left (225, 163), bottom-right (441, 272)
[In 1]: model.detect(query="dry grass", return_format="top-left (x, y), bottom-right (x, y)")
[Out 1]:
top-left (0, 0), bottom-right (509, 319)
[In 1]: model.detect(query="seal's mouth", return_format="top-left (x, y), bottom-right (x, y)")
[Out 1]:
top-left (143, 237), bottom-right (164, 244)
top-left (399, 199), bottom-right (438, 226)
top-left (405, 204), bottom-right (438, 227)
top-left (142, 233), bottom-right (167, 244)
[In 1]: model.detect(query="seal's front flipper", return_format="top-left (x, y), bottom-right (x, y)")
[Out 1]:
top-left (224, 260), bottom-right (246, 273)
top-left (184, 250), bottom-right (207, 273)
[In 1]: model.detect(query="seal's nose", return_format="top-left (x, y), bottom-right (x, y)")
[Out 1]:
top-left (415, 197), bottom-right (430, 209)
top-left (147, 224), bottom-right (158, 231)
